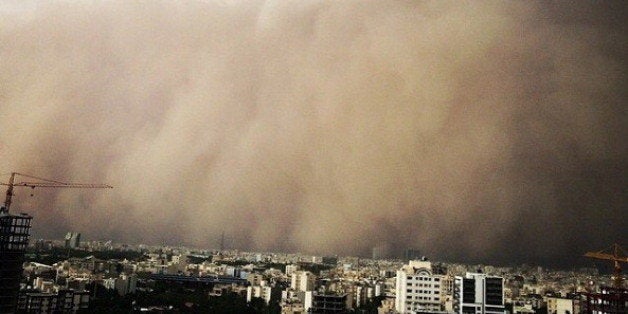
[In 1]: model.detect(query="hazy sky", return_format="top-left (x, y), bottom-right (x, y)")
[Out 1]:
top-left (0, 1), bottom-right (626, 267)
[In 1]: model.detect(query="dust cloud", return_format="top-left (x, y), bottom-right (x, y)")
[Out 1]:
top-left (0, 1), bottom-right (625, 266)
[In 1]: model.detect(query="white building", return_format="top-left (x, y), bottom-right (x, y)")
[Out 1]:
top-left (453, 272), bottom-right (505, 314)
top-left (291, 271), bottom-right (315, 292)
top-left (246, 283), bottom-right (272, 304)
top-left (395, 259), bottom-right (448, 314)
top-left (545, 296), bottom-right (574, 314)
top-left (285, 264), bottom-right (299, 277)
top-left (114, 274), bottom-right (137, 296)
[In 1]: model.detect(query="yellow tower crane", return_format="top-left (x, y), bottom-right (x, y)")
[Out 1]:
top-left (1, 172), bottom-right (112, 214)
top-left (584, 243), bottom-right (628, 288)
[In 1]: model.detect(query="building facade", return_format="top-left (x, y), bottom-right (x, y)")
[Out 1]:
top-left (304, 292), bottom-right (350, 313)
top-left (291, 271), bottom-right (315, 292)
top-left (395, 259), bottom-right (448, 314)
top-left (546, 296), bottom-right (575, 314)
top-left (64, 232), bottom-right (81, 249)
top-left (246, 284), bottom-right (272, 304)
top-left (0, 212), bottom-right (32, 313)
top-left (581, 286), bottom-right (627, 314)
top-left (16, 289), bottom-right (89, 313)
top-left (453, 273), bottom-right (505, 314)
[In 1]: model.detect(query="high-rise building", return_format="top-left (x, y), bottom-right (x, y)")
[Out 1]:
top-left (291, 271), bottom-right (315, 292)
top-left (395, 259), bottom-right (448, 314)
top-left (285, 264), bottom-right (299, 277)
top-left (115, 274), bottom-right (138, 296)
top-left (0, 212), bottom-right (32, 313)
top-left (372, 243), bottom-right (391, 260)
top-left (453, 272), bottom-right (505, 314)
top-left (246, 281), bottom-right (273, 305)
top-left (64, 232), bottom-right (80, 249)
top-left (404, 249), bottom-right (422, 261)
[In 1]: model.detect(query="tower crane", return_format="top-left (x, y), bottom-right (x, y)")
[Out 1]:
top-left (0, 172), bottom-right (113, 214)
top-left (584, 243), bottom-right (628, 288)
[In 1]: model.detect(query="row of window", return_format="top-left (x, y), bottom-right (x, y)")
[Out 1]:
top-left (406, 289), bottom-right (438, 294)
top-left (407, 276), bottom-right (441, 282)
top-left (405, 303), bottom-right (441, 311)
top-left (407, 282), bottom-right (441, 289)
top-left (407, 296), bottom-right (441, 301)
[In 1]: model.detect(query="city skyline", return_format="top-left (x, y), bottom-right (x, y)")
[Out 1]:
top-left (0, 1), bottom-right (626, 269)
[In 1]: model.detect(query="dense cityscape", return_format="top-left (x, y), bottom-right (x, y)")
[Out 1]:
top-left (0, 220), bottom-right (625, 313)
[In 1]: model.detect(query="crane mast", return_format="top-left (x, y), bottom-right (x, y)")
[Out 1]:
top-left (1, 172), bottom-right (113, 214)
top-left (3, 172), bottom-right (16, 213)
top-left (584, 243), bottom-right (628, 289)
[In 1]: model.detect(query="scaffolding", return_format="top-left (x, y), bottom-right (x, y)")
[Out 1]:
top-left (0, 212), bottom-right (32, 313)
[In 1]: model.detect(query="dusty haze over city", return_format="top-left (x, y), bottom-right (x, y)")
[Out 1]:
top-left (0, 1), bottom-right (626, 267)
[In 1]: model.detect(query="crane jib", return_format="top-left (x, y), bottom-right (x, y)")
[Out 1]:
top-left (0, 172), bottom-right (112, 214)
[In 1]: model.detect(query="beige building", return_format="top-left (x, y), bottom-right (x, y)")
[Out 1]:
top-left (546, 296), bottom-right (574, 314)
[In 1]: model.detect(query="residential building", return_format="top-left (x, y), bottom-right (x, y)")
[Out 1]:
top-left (247, 273), bottom-right (264, 286)
top-left (246, 283), bottom-right (272, 304)
top-left (546, 296), bottom-right (575, 314)
top-left (291, 271), bottom-right (315, 292)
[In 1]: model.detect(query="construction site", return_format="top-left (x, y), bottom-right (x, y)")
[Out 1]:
top-left (580, 244), bottom-right (628, 314)
top-left (0, 172), bottom-right (111, 313)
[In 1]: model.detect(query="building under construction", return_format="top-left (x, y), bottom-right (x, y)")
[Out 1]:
top-left (0, 172), bottom-right (110, 313)
top-left (581, 244), bottom-right (627, 314)
top-left (581, 286), bottom-right (627, 314)
top-left (0, 211), bottom-right (32, 313)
